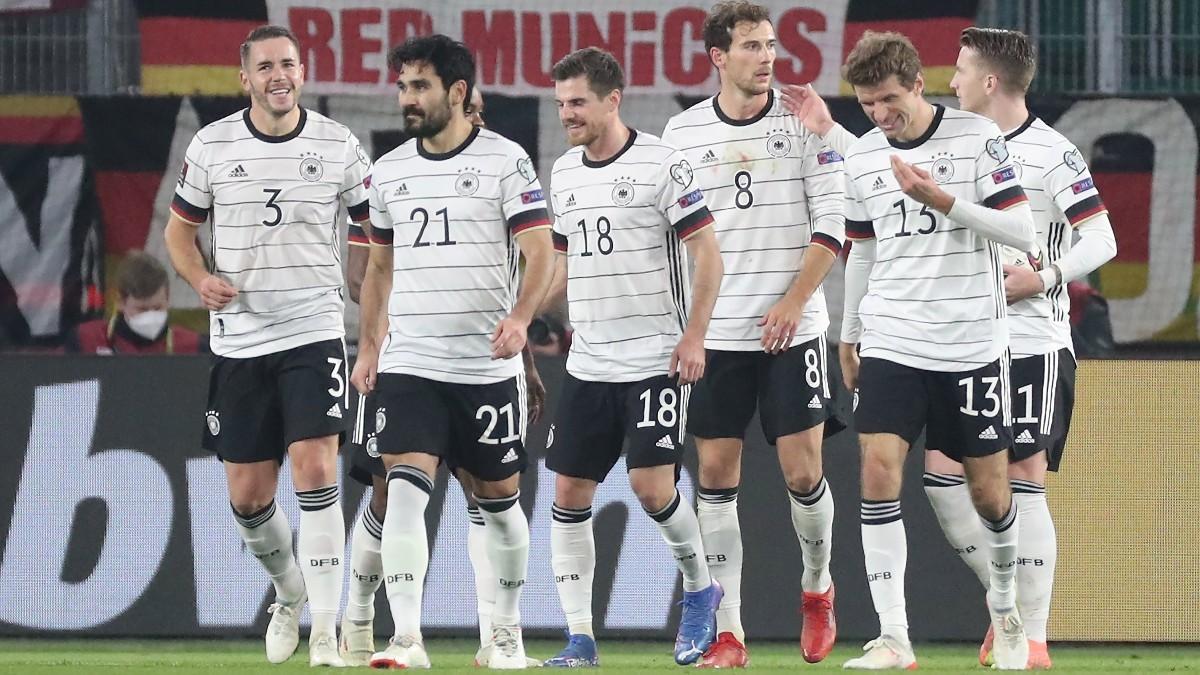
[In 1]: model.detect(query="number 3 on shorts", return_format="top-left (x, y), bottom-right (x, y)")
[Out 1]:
top-left (327, 357), bottom-right (345, 397)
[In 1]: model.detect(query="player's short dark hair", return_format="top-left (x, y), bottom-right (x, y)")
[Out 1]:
top-left (117, 251), bottom-right (168, 300)
top-left (388, 34), bottom-right (476, 110)
top-left (552, 47), bottom-right (625, 98)
top-left (843, 31), bottom-right (923, 89)
top-left (960, 27), bottom-right (1037, 95)
top-left (703, 1), bottom-right (772, 55)
top-left (239, 25), bottom-right (301, 66)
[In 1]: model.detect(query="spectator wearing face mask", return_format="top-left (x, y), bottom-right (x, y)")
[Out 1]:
top-left (66, 251), bottom-right (206, 355)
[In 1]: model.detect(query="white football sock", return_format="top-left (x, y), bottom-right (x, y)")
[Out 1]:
top-left (648, 491), bottom-right (711, 593)
top-left (1013, 481), bottom-right (1055, 641)
top-left (296, 485), bottom-right (345, 638)
top-left (923, 472), bottom-right (990, 587)
top-left (345, 504), bottom-right (384, 623)
top-left (382, 466), bottom-right (433, 640)
top-left (789, 477), bottom-right (835, 593)
top-left (232, 500), bottom-right (305, 606)
top-left (861, 500), bottom-right (909, 643)
top-left (981, 497), bottom-right (1020, 610)
top-left (697, 486), bottom-right (743, 641)
top-left (551, 504), bottom-right (595, 638)
top-left (466, 505), bottom-right (495, 645)
top-left (475, 491), bottom-right (529, 628)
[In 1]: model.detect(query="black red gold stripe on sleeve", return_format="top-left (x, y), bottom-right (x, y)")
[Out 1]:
top-left (369, 227), bottom-right (394, 245)
top-left (845, 218), bottom-right (875, 240)
top-left (1064, 195), bottom-right (1107, 226)
top-left (674, 207), bottom-right (715, 240)
top-left (170, 194), bottom-right (207, 224)
top-left (811, 231), bottom-right (844, 255)
top-left (348, 223), bottom-right (369, 246)
top-left (552, 231), bottom-right (568, 252)
top-left (982, 185), bottom-right (1029, 211)
top-left (509, 208), bottom-right (552, 235)
top-left (348, 200), bottom-right (370, 223)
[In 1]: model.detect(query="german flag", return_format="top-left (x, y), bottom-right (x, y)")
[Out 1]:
top-left (841, 1), bottom-right (980, 95)
top-left (0, 96), bottom-right (83, 145)
top-left (135, 0), bottom-right (268, 95)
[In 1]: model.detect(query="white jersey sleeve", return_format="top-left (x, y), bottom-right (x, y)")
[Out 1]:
top-left (656, 150), bottom-right (714, 240)
top-left (171, 135), bottom-right (212, 224)
top-left (800, 131), bottom-right (847, 252)
top-left (341, 132), bottom-right (371, 223)
top-left (499, 148), bottom-right (552, 236)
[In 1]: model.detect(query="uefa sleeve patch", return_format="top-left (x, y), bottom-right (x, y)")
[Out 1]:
top-left (817, 149), bottom-right (844, 165)
top-left (677, 188), bottom-right (703, 208)
top-left (991, 166), bottom-right (1016, 184)
top-left (520, 188), bottom-right (544, 204)
top-left (1070, 177), bottom-right (1095, 194)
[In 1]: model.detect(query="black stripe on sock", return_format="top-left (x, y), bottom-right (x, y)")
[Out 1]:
top-left (475, 490), bottom-right (520, 514)
top-left (789, 477), bottom-right (828, 506)
top-left (647, 491), bottom-right (682, 523)
top-left (552, 503), bottom-right (593, 523)
top-left (922, 471), bottom-right (966, 488)
top-left (983, 502), bottom-right (1017, 533)
top-left (296, 485), bottom-right (339, 512)
top-left (860, 499), bottom-right (902, 525)
top-left (698, 486), bottom-right (739, 504)
top-left (387, 465), bottom-right (434, 494)
top-left (466, 505), bottom-right (485, 526)
top-left (1009, 479), bottom-right (1045, 495)
top-left (362, 505), bottom-right (384, 540)
top-left (232, 500), bottom-right (276, 528)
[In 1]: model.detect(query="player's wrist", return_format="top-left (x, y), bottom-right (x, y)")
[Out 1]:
top-left (815, 119), bottom-right (835, 138)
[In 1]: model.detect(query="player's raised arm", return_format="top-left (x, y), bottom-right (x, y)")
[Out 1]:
top-left (779, 83), bottom-right (860, 158)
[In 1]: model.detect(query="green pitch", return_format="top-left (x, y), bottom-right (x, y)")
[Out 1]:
top-left (0, 638), bottom-right (1197, 673)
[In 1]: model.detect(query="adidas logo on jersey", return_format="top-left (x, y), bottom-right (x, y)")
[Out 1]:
top-left (978, 425), bottom-right (998, 440)
top-left (1015, 429), bottom-right (1036, 444)
top-left (500, 448), bottom-right (519, 464)
top-left (564, 193), bottom-right (576, 207)
top-left (872, 176), bottom-right (886, 191)
top-left (394, 183), bottom-right (409, 196)
top-left (227, 164), bottom-right (248, 178)
top-left (701, 149), bottom-right (718, 163)
top-left (656, 435), bottom-right (675, 450)
top-left (326, 403), bottom-right (342, 419)
top-left (808, 395), bottom-right (822, 409)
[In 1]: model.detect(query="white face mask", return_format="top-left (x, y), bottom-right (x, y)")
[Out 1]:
top-left (125, 310), bottom-right (168, 340)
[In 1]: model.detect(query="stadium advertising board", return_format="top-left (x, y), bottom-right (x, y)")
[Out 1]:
top-left (267, 1), bottom-right (847, 96)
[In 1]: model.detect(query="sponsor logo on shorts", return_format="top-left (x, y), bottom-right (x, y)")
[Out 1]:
top-left (326, 403), bottom-right (342, 419)
top-left (655, 434), bottom-right (675, 450)
top-left (978, 425), bottom-right (998, 440)
top-left (205, 411), bottom-right (220, 436)
top-left (501, 448), bottom-right (519, 464)
top-left (808, 395), bottom-right (822, 409)
top-left (365, 434), bottom-right (380, 458)
top-left (1015, 429), bottom-right (1036, 444)
top-left (375, 408), bottom-right (387, 433)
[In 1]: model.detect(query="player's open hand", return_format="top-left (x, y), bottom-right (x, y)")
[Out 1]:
top-left (670, 333), bottom-right (706, 385)
top-left (1003, 263), bottom-right (1045, 304)
top-left (491, 315), bottom-right (528, 360)
top-left (759, 297), bottom-right (804, 354)
top-left (197, 274), bottom-right (238, 311)
top-left (779, 84), bottom-right (834, 137)
top-left (890, 155), bottom-right (952, 212)
top-left (838, 341), bottom-right (860, 393)
top-left (350, 349), bottom-right (378, 395)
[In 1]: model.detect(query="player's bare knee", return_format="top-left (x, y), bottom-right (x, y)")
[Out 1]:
top-left (629, 469), bottom-right (675, 512)
top-left (554, 474), bottom-right (596, 511)
top-left (472, 474), bottom-right (520, 500)
top-left (230, 492), bottom-right (275, 518)
top-left (369, 479), bottom-right (389, 517)
top-left (968, 479), bottom-right (1011, 521)
top-left (782, 465), bottom-right (823, 495)
top-left (924, 449), bottom-right (964, 476)
top-left (860, 452), bottom-right (902, 500)
top-left (1008, 451), bottom-right (1048, 484)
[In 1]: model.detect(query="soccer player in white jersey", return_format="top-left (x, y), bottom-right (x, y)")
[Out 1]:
top-left (162, 25), bottom-right (367, 667)
top-left (350, 34), bottom-right (555, 670)
top-left (659, 1), bottom-right (845, 667)
top-left (540, 47), bottom-right (725, 668)
top-left (835, 32), bottom-right (1039, 670)
top-left (339, 87), bottom-right (545, 669)
top-left (917, 28), bottom-right (1116, 670)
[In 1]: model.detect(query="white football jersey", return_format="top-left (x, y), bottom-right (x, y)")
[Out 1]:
top-left (172, 107), bottom-right (370, 358)
top-left (843, 105), bottom-right (1029, 371)
top-left (367, 127), bottom-right (550, 385)
top-left (1003, 115), bottom-right (1108, 358)
top-left (551, 129), bottom-right (714, 382)
top-left (662, 89), bottom-right (846, 350)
